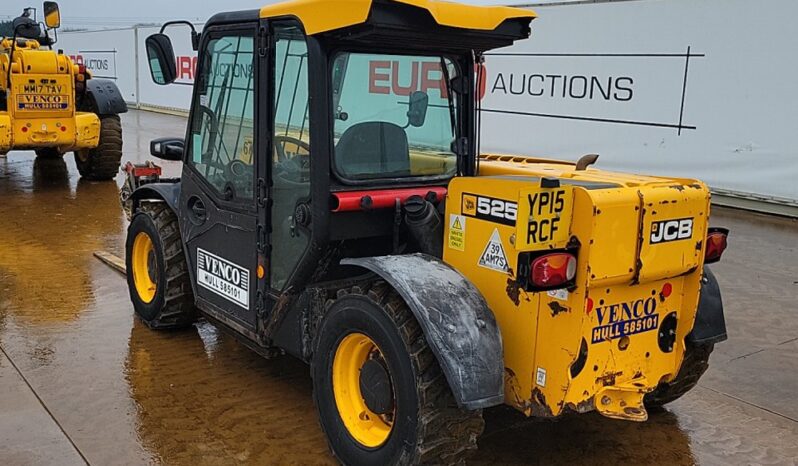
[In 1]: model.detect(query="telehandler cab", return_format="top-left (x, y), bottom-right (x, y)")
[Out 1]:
top-left (0, 2), bottom-right (127, 180)
top-left (127, 0), bottom-right (729, 463)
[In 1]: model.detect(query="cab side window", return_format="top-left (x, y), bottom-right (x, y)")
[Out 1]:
top-left (187, 33), bottom-right (256, 202)
top-left (270, 23), bottom-right (311, 290)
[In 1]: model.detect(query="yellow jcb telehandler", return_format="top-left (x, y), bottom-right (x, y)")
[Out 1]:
top-left (0, 2), bottom-right (127, 180)
top-left (125, 1), bottom-right (729, 463)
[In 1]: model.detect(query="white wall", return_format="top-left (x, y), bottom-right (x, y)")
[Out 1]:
top-left (483, 0), bottom-right (798, 205)
top-left (57, 28), bottom-right (137, 103)
top-left (56, 0), bottom-right (798, 207)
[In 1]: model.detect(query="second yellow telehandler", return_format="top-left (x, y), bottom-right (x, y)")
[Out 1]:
top-left (0, 2), bottom-right (127, 180)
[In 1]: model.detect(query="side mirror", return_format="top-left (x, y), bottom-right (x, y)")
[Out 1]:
top-left (145, 33), bottom-right (177, 85)
top-left (150, 137), bottom-right (184, 161)
top-left (406, 91), bottom-right (429, 128)
top-left (43, 2), bottom-right (60, 29)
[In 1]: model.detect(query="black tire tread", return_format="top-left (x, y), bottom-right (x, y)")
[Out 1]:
top-left (324, 281), bottom-right (484, 465)
top-left (136, 203), bottom-right (195, 329)
top-left (75, 115), bottom-right (123, 181)
top-left (34, 147), bottom-right (62, 158)
top-left (644, 342), bottom-right (714, 407)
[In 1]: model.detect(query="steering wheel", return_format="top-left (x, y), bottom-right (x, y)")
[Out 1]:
top-left (273, 135), bottom-right (311, 164)
top-left (227, 159), bottom-right (252, 178)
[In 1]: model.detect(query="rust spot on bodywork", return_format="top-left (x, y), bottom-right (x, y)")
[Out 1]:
top-left (596, 371), bottom-right (623, 387)
top-left (669, 184), bottom-right (685, 192)
top-left (563, 397), bottom-right (596, 414)
top-left (506, 278), bottom-right (521, 306)
top-left (504, 367), bottom-right (528, 411)
top-left (548, 301), bottom-right (569, 316)
top-left (529, 387), bottom-right (554, 417)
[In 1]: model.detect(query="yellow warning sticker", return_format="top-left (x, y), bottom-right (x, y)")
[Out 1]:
top-left (448, 214), bottom-right (466, 251)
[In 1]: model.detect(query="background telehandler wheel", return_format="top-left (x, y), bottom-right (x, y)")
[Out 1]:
top-left (644, 341), bottom-right (715, 408)
top-left (75, 115), bottom-right (123, 181)
top-left (311, 281), bottom-right (483, 466)
top-left (34, 148), bottom-right (62, 159)
top-left (125, 203), bottom-right (196, 329)
top-left (32, 155), bottom-right (69, 189)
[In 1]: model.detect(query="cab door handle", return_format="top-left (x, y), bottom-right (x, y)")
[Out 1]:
top-left (188, 197), bottom-right (207, 223)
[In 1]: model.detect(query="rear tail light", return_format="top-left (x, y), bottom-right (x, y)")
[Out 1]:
top-left (78, 64), bottom-right (86, 74)
top-left (529, 252), bottom-right (577, 289)
top-left (704, 227), bottom-right (729, 264)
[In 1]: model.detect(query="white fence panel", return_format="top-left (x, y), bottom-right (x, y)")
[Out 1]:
top-left (482, 0), bottom-right (798, 205)
top-left (58, 28), bottom-right (138, 104)
top-left (55, 0), bottom-right (798, 209)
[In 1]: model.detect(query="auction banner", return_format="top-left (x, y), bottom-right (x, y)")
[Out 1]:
top-left (57, 0), bottom-right (797, 205)
top-left (480, 0), bottom-right (798, 204)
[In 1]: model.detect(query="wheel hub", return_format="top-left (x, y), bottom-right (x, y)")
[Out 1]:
top-left (131, 232), bottom-right (158, 304)
top-left (359, 357), bottom-right (393, 415)
top-left (147, 250), bottom-right (158, 283)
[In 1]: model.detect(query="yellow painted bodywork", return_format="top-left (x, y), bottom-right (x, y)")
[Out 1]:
top-left (0, 38), bottom-right (99, 154)
top-left (260, 0), bottom-right (535, 35)
top-left (444, 154), bottom-right (711, 420)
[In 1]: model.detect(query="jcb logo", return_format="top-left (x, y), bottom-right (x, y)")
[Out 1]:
top-left (462, 193), bottom-right (516, 226)
top-left (650, 218), bottom-right (693, 244)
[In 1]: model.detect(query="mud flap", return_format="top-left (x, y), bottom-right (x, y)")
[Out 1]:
top-left (688, 266), bottom-right (727, 344)
top-left (85, 79), bottom-right (129, 115)
top-left (341, 253), bottom-right (504, 410)
top-left (131, 182), bottom-right (181, 214)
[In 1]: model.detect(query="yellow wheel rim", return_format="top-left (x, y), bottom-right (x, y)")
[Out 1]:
top-left (332, 333), bottom-right (394, 448)
top-left (131, 232), bottom-right (157, 304)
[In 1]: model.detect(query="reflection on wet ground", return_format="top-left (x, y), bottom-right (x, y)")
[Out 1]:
top-left (1, 110), bottom-right (797, 465)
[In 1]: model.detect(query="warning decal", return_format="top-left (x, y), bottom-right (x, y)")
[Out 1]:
top-left (448, 214), bottom-right (466, 251)
top-left (478, 229), bottom-right (509, 272)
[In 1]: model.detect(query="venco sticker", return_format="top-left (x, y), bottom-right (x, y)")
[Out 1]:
top-left (197, 248), bottom-right (249, 309)
top-left (591, 296), bottom-right (659, 344)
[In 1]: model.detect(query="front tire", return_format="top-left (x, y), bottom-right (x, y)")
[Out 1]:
top-left (125, 203), bottom-right (196, 329)
top-left (75, 114), bottom-right (123, 181)
top-left (34, 148), bottom-right (62, 159)
top-left (645, 341), bottom-right (714, 407)
top-left (311, 282), bottom-right (483, 465)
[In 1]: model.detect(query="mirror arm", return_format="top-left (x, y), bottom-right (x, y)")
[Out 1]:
top-left (160, 20), bottom-right (200, 51)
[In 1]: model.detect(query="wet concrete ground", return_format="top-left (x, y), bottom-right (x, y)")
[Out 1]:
top-left (1, 110), bottom-right (797, 465)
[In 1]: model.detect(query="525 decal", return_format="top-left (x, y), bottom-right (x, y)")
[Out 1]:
top-left (461, 193), bottom-right (517, 226)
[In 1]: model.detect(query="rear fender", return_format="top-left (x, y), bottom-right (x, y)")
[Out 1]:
top-left (131, 182), bottom-right (181, 215)
top-left (341, 253), bottom-right (504, 410)
top-left (85, 79), bottom-right (128, 115)
top-left (688, 266), bottom-right (727, 344)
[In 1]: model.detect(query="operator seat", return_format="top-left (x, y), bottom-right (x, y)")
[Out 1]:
top-left (12, 16), bottom-right (42, 41)
top-left (335, 121), bottom-right (410, 178)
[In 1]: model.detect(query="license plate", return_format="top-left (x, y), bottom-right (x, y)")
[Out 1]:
top-left (515, 185), bottom-right (574, 250)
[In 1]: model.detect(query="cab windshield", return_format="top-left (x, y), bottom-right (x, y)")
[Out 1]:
top-left (332, 52), bottom-right (459, 181)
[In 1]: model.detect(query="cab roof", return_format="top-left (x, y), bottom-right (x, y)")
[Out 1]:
top-left (259, 0), bottom-right (536, 36)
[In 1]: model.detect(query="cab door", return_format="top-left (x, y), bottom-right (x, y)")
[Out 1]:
top-left (179, 24), bottom-right (261, 332)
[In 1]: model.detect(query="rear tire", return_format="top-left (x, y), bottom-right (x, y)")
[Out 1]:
top-left (125, 203), bottom-right (196, 329)
top-left (34, 148), bottom-right (62, 159)
top-left (644, 341), bottom-right (714, 408)
top-left (75, 114), bottom-right (123, 181)
top-left (311, 281), bottom-right (484, 465)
